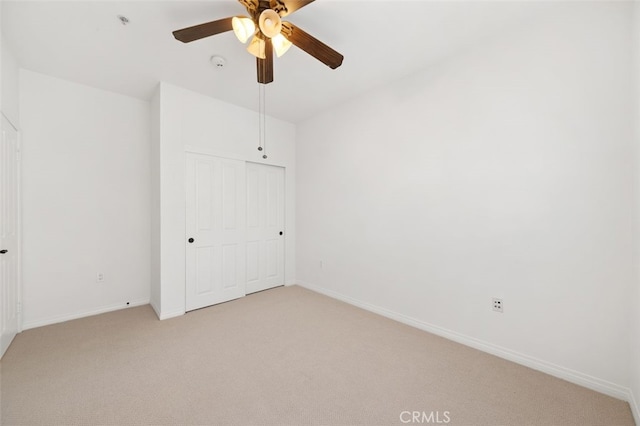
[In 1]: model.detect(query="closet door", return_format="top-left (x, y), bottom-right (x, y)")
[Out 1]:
top-left (246, 163), bottom-right (285, 294)
top-left (185, 153), bottom-right (246, 311)
top-left (0, 114), bottom-right (21, 358)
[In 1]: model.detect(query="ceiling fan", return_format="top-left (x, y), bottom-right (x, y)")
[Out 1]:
top-left (172, 0), bottom-right (344, 84)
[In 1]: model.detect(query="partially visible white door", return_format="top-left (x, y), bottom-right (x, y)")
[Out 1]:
top-left (185, 153), bottom-right (246, 311)
top-left (0, 114), bottom-right (20, 358)
top-left (246, 163), bottom-right (285, 294)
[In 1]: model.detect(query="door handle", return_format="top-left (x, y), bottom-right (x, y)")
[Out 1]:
top-left (188, 238), bottom-right (194, 244)
top-left (0, 249), bottom-right (7, 254)
top-left (279, 231), bottom-right (283, 236)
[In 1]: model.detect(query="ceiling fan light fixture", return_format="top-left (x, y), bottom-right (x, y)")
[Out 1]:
top-left (258, 9), bottom-right (282, 38)
top-left (272, 33), bottom-right (292, 57)
top-left (247, 35), bottom-right (266, 59)
top-left (171, 0), bottom-right (344, 85)
top-left (232, 16), bottom-right (255, 43)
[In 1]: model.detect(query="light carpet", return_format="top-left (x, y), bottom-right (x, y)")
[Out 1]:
top-left (0, 285), bottom-right (635, 425)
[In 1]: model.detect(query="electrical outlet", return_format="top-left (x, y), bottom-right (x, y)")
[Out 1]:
top-left (97, 273), bottom-right (104, 283)
top-left (492, 298), bottom-right (503, 313)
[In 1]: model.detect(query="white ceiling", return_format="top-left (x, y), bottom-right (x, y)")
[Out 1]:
top-left (2, 0), bottom-right (552, 123)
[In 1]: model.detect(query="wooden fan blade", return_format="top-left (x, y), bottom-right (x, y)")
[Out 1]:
top-left (257, 39), bottom-right (274, 84)
top-left (282, 22), bottom-right (343, 69)
top-left (238, 0), bottom-right (258, 14)
top-left (271, 0), bottom-right (315, 17)
top-left (173, 17), bottom-right (234, 43)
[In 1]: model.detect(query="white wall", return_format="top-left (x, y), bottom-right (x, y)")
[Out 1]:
top-left (150, 87), bottom-right (161, 315)
top-left (154, 82), bottom-right (296, 319)
top-left (1, 0), bottom-right (3, 118)
top-left (1, 30), bottom-right (19, 126)
top-left (20, 70), bottom-right (151, 329)
top-left (632, 2), bottom-right (640, 423)
top-left (297, 2), bottom-right (636, 400)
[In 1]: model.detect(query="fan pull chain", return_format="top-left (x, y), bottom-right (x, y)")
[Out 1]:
top-left (258, 84), bottom-right (267, 159)
top-left (257, 84), bottom-right (262, 153)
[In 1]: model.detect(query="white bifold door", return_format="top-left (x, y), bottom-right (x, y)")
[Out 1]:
top-left (246, 162), bottom-right (285, 294)
top-left (1, 114), bottom-right (20, 358)
top-left (185, 154), bottom-right (285, 312)
top-left (185, 154), bottom-right (247, 311)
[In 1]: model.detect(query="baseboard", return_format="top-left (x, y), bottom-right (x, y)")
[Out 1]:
top-left (148, 298), bottom-right (185, 321)
top-left (149, 299), bottom-right (161, 319)
top-left (296, 281), bottom-right (635, 404)
top-left (22, 299), bottom-right (150, 330)
top-left (157, 309), bottom-right (185, 320)
top-left (630, 388), bottom-right (639, 426)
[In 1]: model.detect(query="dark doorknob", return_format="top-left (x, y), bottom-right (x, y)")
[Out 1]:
top-left (188, 238), bottom-right (194, 243)
top-left (279, 231), bottom-right (283, 236)
top-left (0, 249), bottom-right (7, 254)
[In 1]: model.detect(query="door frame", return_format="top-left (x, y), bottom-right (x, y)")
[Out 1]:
top-left (1, 112), bottom-right (23, 359)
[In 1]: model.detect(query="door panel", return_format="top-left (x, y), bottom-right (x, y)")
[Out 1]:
top-left (246, 163), bottom-right (285, 294)
top-left (222, 165), bottom-right (237, 230)
top-left (247, 168), bottom-right (259, 228)
top-left (222, 244), bottom-right (238, 289)
top-left (196, 161), bottom-right (213, 230)
top-left (0, 115), bottom-right (20, 358)
top-left (246, 241), bottom-right (259, 282)
top-left (186, 154), bottom-right (246, 311)
top-left (195, 246), bottom-right (215, 295)
top-left (266, 239), bottom-right (278, 278)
